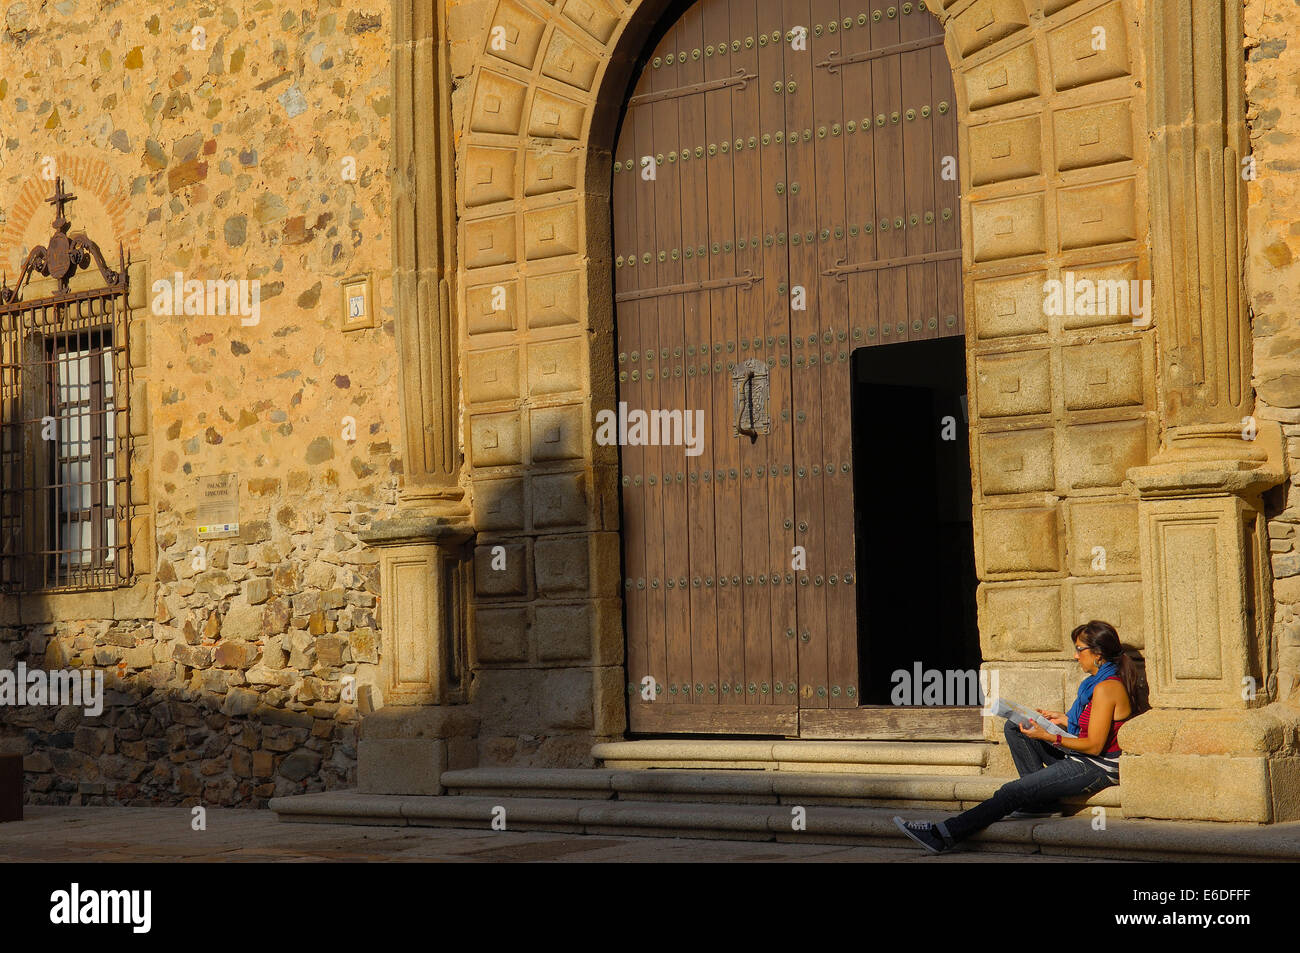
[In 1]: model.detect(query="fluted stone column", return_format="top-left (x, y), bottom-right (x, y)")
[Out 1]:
top-left (350, 0), bottom-right (478, 797)
top-left (391, 0), bottom-right (465, 503)
top-left (1120, 0), bottom-right (1298, 822)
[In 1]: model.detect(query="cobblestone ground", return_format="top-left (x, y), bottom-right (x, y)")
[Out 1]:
top-left (0, 807), bottom-right (1126, 862)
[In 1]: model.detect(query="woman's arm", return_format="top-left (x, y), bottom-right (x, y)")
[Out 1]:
top-left (1020, 683), bottom-right (1122, 754)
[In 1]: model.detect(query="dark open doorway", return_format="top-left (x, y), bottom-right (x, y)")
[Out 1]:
top-left (852, 336), bottom-right (980, 706)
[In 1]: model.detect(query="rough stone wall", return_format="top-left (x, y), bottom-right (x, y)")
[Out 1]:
top-left (0, 0), bottom-right (400, 805)
top-left (1244, 0), bottom-right (1300, 707)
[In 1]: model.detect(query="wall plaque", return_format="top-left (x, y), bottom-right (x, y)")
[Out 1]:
top-left (341, 274), bottom-right (374, 330)
top-left (197, 473), bottom-right (239, 539)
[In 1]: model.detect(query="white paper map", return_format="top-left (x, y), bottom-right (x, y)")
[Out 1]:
top-left (989, 698), bottom-right (1078, 738)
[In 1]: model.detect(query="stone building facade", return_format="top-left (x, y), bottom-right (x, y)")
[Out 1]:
top-left (1, 0), bottom-right (1298, 823)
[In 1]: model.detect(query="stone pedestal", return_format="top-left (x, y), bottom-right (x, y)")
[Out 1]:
top-left (1121, 425), bottom-right (1299, 821)
top-left (355, 510), bottom-right (478, 795)
top-left (356, 707), bottom-right (479, 796)
top-left (1113, 0), bottom-right (1300, 823)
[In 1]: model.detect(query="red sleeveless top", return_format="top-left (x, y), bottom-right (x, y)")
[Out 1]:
top-left (1076, 675), bottom-right (1128, 755)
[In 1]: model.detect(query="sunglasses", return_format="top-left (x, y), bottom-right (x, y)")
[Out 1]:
top-left (1073, 645), bottom-right (1093, 655)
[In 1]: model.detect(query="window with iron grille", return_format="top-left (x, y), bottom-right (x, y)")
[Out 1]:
top-left (0, 179), bottom-right (133, 592)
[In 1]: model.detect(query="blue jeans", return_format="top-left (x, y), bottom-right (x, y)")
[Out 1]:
top-left (937, 720), bottom-right (1117, 845)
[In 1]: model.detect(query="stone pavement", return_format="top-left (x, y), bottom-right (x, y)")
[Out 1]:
top-left (0, 807), bottom-right (1125, 862)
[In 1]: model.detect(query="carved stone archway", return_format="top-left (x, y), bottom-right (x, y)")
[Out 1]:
top-left (376, 0), bottom-right (1297, 821)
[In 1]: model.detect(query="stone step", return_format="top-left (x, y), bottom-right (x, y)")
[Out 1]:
top-left (439, 766), bottom-right (1121, 812)
top-left (591, 739), bottom-right (993, 775)
top-left (269, 791), bottom-right (1299, 861)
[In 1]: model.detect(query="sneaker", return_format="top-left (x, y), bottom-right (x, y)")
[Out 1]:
top-left (892, 816), bottom-right (950, 854)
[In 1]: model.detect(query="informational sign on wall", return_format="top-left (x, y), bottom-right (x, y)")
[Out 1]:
top-left (197, 473), bottom-right (239, 539)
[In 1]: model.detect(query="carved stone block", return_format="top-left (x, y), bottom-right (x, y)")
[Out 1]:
top-left (472, 477), bottom-right (526, 531)
top-left (982, 582), bottom-right (1063, 655)
top-left (470, 411), bottom-right (523, 467)
top-left (464, 147), bottom-right (517, 207)
top-left (1066, 578), bottom-right (1144, 649)
top-left (470, 71), bottom-right (528, 135)
top-left (466, 346), bottom-right (520, 404)
top-left (1138, 496), bottom-right (1259, 707)
top-left (1054, 99), bottom-right (1134, 171)
top-left (1066, 500), bottom-right (1140, 575)
top-left (979, 428), bottom-right (1055, 495)
top-left (464, 214), bottom-right (517, 269)
top-left (474, 542), bottom-right (528, 596)
top-left (561, 0), bottom-right (619, 43)
top-left (541, 29), bottom-right (602, 91)
top-left (525, 149), bottom-right (580, 197)
top-left (532, 470), bottom-right (589, 528)
top-left (357, 739), bottom-right (446, 795)
top-left (981, 505), bottom-right (1061, 573)
top-left (466, 279), bottom-right (518, 335)
top-left (535, 535), bottom-right (590, 594)
top-left (527, 272), bottom-right (582, 327)
top-left (978, 666), bottom-right (1070, 741)
top-left (475, 606), bottom-right (530, 662)
top-left (528, 90), bottom-right (586, 140)
top-left (530, 404), bottom-right (586, 462)
top-left (1047, 1), bottom-right (1130, 91)
top-left (970, 193), bottom-right (1046, 262)
top-left (528, 337), bottom-right (585, 396)
top-left (974, 349), bottom-right (1052, 417)
top-left (964, 42), bottom-right (1040, 111)
top-left (1062, 340), bottom-right (1144, 410)
top-left (951, 0), bottom-right (1031, 58)
top-left (1061, 418), bottom-right (1147, 489)
top-left (524, 204), bottom-right (580, 259)
top-left (376, 543), bottom-right (471, 704)
top-left (536, 603), bottom-right (592, 661)
top-left (486, 1), bottom-right (547, 70)
top-left (972, 270), bottom-right (1049, 339)
top-left (969, 115), bottom-right (1042, 185)
top-left (1058, 177), bottom-right (1137, 250)
top-left (1060, 259), bottom-right (1142, 329)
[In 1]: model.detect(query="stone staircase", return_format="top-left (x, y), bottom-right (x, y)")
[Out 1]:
top-left (435, 739), bottom-right (1120, 814)
top-left (289, 739), bottom-right (1300, 860)
top-left (269, 736), bottom-right (1300, 858)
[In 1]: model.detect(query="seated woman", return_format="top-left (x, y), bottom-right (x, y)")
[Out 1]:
top-left (893, 619), bottom-right (1147, 854)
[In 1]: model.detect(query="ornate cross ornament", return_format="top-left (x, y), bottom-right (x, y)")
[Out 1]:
top-left (0, 176), bottom-right (125, 305)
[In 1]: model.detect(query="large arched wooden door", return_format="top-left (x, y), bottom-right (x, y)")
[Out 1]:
top-left (614, 0), bottom-right (961, 735)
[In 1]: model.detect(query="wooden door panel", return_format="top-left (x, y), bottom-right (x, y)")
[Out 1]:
top-left (619, 0), bottom-right (799, 729)
top-left (678, 2), bottom-right (719, 706)
top-left (808, 0), bottom-right (856, 708)
top-left (735, 0), bottom-right (774, 708)
top-left (701, 0), bottom-right (744, 713)
top-left (616, 0), bottom-right (960, 734)
top-left (656, 18), bottom-right (693, 708)
top-left (756, 0), bottom-right (798, 709)
top-left (621, 65), bottom-right (653, 711)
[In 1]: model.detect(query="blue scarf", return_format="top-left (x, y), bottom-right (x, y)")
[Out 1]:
top-left (1067, 661), bottom-right (1118, 735)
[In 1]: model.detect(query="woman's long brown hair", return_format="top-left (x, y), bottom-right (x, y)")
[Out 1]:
top-left (1072, 620), bottom-right (1149, 716)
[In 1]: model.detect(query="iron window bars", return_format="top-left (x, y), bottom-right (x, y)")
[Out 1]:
top-left (0, 178), bottom-right (133, 592)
